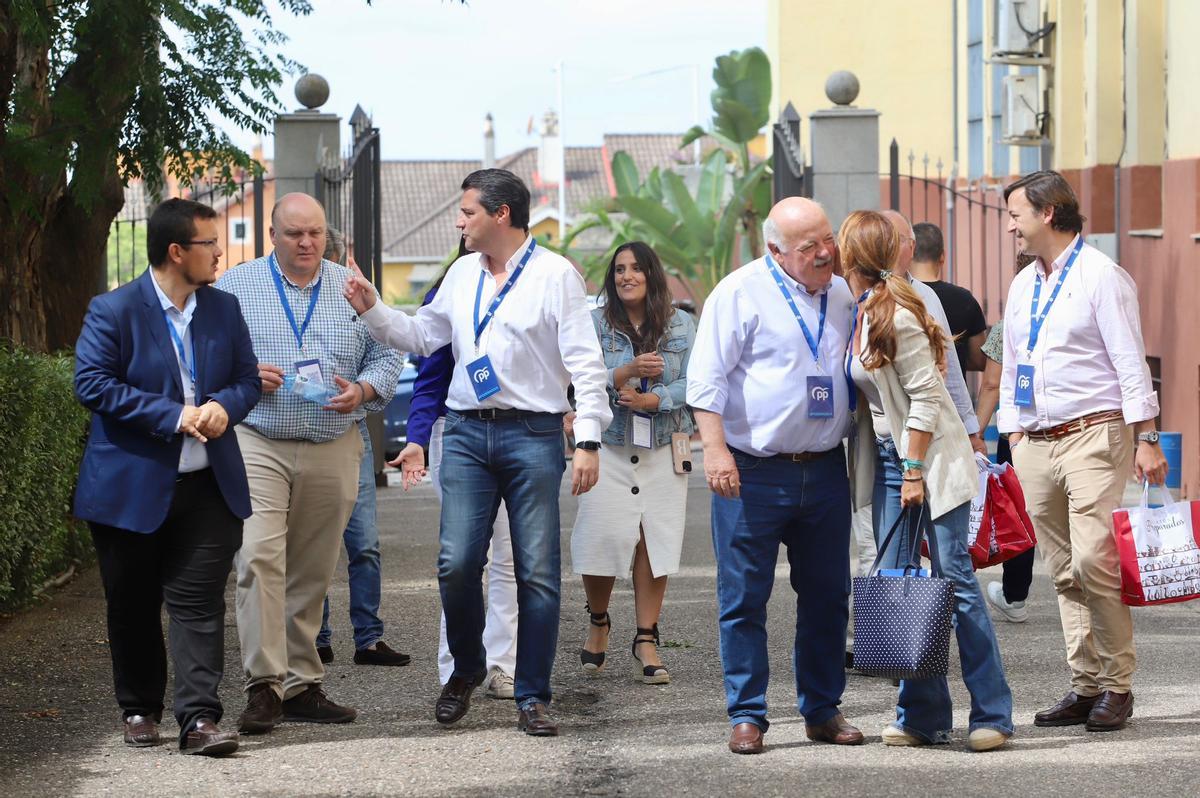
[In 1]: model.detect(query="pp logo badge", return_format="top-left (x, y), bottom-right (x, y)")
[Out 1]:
top-left (1014, 363), bottom-right (1035, 407)
top-left (466, 354), bottom-right (501, 400)
top-left (811, 384), bottom-right (831, 402)
top-left (807, 375), bottom-right (834, 418)
top-left (473, 366), bottom-right (491, 383)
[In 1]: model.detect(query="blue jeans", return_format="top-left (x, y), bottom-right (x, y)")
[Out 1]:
top-left (438, 410), bottom-right (565, 710)
top-left (712, 447), bottom-right (851, 732)
top-left (318, 431), bottom-right (384, 651)
top-left (872, 437), bottom-right (1014, 742)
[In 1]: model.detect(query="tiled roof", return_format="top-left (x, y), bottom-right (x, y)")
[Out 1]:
top-left (382, 133), bottom-right (694, 262)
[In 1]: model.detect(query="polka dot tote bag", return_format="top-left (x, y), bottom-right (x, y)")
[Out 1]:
top-left (851, 505), bottom-right (954, 679)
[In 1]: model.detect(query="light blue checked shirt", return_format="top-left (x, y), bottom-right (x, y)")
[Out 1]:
top-left (217, 255), bottom-right (402, 443)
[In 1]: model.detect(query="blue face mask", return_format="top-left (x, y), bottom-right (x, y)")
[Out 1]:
top-left (283, 374), bottom-right (336, 405)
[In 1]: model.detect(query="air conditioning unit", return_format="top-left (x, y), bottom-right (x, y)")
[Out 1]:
top-left (994, 0), bottom-right (1041, 57)
top-left (1001, 74), bottom-right (1041, 144)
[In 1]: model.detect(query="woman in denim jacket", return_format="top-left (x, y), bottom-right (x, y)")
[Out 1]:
top-left (571, 242), bottom-right (695, 685)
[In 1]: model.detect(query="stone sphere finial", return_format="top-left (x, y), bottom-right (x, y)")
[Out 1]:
top-left (295, 73), bottom-right (330, 110)
top-left (825, 71), bottom-right (860, 106)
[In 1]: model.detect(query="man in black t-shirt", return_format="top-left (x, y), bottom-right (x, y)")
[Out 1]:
top-left (911, 222), bottom-right (988, 373)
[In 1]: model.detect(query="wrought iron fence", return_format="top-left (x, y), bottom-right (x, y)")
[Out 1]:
top-left (315, 122), bottom-right (382, 290)
top-left (885, 139), bottom-right (1021, 322)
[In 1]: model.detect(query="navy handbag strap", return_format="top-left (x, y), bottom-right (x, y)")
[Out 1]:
top-left (868, 502), bottom-right (944, 579)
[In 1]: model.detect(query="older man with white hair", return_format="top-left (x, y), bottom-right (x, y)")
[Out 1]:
top-left (688, 197), bottom-right (863, 755)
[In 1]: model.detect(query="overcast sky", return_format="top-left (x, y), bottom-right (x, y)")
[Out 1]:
top-left (232, 0), bottom-right (767, 161)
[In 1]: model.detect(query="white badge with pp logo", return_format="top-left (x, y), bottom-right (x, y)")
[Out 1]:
top-left (465, 354), bottom-right (501, 401)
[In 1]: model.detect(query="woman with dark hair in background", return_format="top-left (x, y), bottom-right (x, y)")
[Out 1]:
top-left (841, 210), bottom-right (1013, 752)
top-left (571, 241), bottom-right (695, 685)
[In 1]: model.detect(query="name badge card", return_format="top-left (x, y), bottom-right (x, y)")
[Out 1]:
top-left (631, 413), bottom-right (653, 449)
top-left (466, 354), bottom-right (501, 401)
top-left (1014, 364), bottom-right (1035, 407)
top-left (807, 375), bottom-right (835, 418)
top-left (294, 358), bottom-right (324, 386)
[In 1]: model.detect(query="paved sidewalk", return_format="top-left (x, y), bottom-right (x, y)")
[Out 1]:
top-left (2, 458), bottom-right (1198, 797)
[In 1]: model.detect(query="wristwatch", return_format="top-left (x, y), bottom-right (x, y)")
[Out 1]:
top-left (576, 440), bottom-right (601, 451)
top-left (1137, 431), bottom-right (1160, 445)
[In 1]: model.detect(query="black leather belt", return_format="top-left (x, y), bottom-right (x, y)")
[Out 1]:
top-left (457, 408), bottom-right (560, 421)
top-left (176, 468), bottom-right (211, 483)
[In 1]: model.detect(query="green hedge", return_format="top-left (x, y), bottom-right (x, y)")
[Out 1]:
top-left (0, 343), bottom-right (90, 611)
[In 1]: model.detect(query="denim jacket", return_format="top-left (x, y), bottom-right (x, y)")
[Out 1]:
top-left (592, 307), bottom-right (696, 448)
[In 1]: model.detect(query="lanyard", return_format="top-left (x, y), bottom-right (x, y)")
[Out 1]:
top-left (268, 252), bottom-right (321, 349)
top-left (161, 308), bottom-right (197, 390)
top-left (1027, 237), bottom-right (1083, 354)
top-left (473, 238), bottom-right (536, 349)
top-left (844, 290), bottom-right (870, 413)
top-left (765, 254), bottom-right (826, 362)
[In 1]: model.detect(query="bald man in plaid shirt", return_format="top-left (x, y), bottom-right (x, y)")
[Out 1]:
top-left (217, 193), bottom-right (402, 735)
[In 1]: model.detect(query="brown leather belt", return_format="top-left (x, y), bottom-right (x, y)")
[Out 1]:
top-left (767, 446), bottom-right (842, 463)
top-left (1025, 410), bottom-right (1124, 441)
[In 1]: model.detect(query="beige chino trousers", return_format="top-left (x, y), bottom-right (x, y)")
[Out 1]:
top-left (1011, 420), bottom-right (1135, 694)
top-left (234, 424), bottom-right (363, 700)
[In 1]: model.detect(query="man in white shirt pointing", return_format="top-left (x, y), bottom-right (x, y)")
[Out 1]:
top-left (998, 170), bottom-right (1167, 733)
top-left (343, 169), bottom-right (610, 737)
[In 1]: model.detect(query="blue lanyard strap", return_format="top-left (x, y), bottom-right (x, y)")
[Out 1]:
top-left (161, 308), bottom-right (197, 390)
top-left (844, 290), bottom-right (870, 413)
top-left (269, 252), bottom-right (322, 349)
top-left (473, 239), bottom-right (537, 347)
top-left (765, 254), bottom-right (826, 362)
top-left (1027, 237), bottom-right (1083, 353)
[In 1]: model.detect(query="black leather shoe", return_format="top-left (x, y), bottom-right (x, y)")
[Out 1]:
top-left (181, 718), bottom-right (239, 756)
top-left (435, 672), bottom-right (485, 725)
top-left (317, 645), bottom-right (334, 664)
top-left (1034, 690), bottom-right (1099, 727)
top-left (282, 685), bottom-right (358, 724)
top-left (353, 641), bottom-right (411, 666)
top-left (1086, 691), bottom-right (1134, 731)
top-left (123, 714), bottom-right (161, 747)
top-left (517, 703), bottom-right (559, 736)
top-left (238, 683), bottom-right (283, 734)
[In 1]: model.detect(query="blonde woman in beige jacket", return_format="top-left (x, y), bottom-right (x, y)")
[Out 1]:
top-left (841, 210), bottom-right (1013, 753)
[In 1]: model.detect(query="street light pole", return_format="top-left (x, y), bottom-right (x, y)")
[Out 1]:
top-left (557, 60), bottom-right (566, 244)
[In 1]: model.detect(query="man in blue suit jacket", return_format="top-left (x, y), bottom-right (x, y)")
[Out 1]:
top-left (74, 198), bottom-right (260, 756)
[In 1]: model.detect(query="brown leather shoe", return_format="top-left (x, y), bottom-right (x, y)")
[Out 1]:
top-left (435, 672), bottom-right (485, 725)
top-left (517, 703), bottom-right (559, 737)
top-left (123, 714), bottom-right (161, 747)
top-left (238, 683), bottom-right (283, 734)
top-left (1033, 691), bottom-right (1099, 727)
top-left (181, 718), bottom-right (239, 756)
top-left (805, 713), bottom-right (865, 745)
top-left (728, 722), bottom-right (765, 754)
top-left (1085, 691), bottom-right (1134, 732)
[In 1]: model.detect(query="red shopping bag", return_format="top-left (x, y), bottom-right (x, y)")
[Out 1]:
top-left (969, 455), bottom-right (1036, 570)
top-left (1111, 484), bottom-right (1200, 607)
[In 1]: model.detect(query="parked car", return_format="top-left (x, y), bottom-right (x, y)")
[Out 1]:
top-left (382, 363), bottom-right (418, 461)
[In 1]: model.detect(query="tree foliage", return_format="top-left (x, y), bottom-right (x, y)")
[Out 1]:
top-left (0, 0), bottom-right (319, 351)
top-left (563, 47), bottom-right (774, 305)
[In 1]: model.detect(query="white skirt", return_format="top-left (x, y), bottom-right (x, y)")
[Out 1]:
top-left (571, 441), bottom-right (688, 578)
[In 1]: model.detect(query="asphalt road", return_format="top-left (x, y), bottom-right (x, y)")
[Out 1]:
top-left (2, 455), bottom-right (1198, 797)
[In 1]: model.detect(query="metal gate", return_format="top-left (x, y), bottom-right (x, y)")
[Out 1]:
top-left (316, 108), bottom-right (383, 292)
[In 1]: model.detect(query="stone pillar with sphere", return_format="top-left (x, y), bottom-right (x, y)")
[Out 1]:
top-left (809, 71), bottom-right (880, 230)
top-left (273, 73), bottom-right (341, 198)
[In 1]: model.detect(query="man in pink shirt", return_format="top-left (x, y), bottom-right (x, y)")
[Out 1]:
top-left (998, 171), bottom-right (1168, 732)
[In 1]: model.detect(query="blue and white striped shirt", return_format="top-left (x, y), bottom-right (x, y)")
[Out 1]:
top-left (217, 255), bottom-right (403, 443)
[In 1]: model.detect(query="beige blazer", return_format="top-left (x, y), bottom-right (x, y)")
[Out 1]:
top-left (848, 305), bottom-right (977, 520)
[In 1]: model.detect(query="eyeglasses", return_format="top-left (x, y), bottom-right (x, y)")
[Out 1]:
top-left (181, 239), bottom-right (219, 249)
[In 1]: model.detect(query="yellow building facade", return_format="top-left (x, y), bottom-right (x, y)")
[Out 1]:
top-left (770, 0), bottom-right (1200, 496)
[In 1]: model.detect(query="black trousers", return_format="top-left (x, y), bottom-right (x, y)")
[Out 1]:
top-left (996, 435), bottom-right (1036, 603)
top-left (90, 468), bottom-right (242, 744)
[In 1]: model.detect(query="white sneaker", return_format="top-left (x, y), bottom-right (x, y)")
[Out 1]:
top-left (483, 667), bottom-right (514, 699)
top-left (986, 581), bottom-right (1028, 623)
top-left (881, 725), bottom-right (926, 746)
top-left (968, 728), bottom-right (1011, 752)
